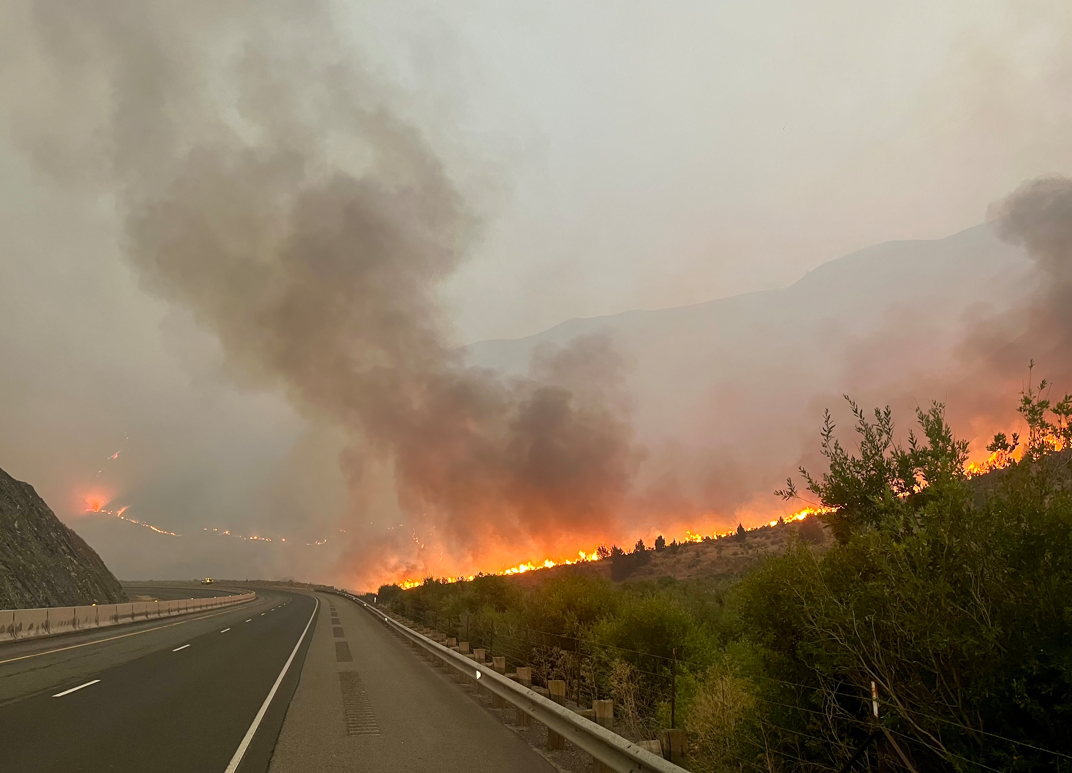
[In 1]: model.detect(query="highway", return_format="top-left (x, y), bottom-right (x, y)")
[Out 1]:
top-left (0, 587), bottom-right (314, 772)
top-left (0, 586), bottom-right (558, 772)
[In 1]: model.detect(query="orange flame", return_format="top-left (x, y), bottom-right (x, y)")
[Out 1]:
top-left (82, 496), bottom-right (180, 537)
top-left (964, 432), bottom-right (1066, 478)
top-left (386, 512), bottom-right (829, 590)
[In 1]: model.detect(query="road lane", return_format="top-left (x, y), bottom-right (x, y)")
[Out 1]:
top-left (0, 588), bottom-right (317, 773)
top-left (268, 592), bottom-right (556, 773)
top-left (0, 593), bottom-right (268, 706)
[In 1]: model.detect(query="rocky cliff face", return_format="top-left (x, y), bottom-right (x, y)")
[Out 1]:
top-left (0, 466), bottom-right (126, 609)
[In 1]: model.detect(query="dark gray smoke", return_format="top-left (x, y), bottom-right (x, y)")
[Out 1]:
top-left (973, 176), bottom-right (1072, 377)
top-left (2, 1), bottom-right (640, 585)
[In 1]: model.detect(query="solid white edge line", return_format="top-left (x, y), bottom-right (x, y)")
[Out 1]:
top-left (53, 679), bottom-right (101, 698)
top-left (172, 644), bottom-right (191, 652)
top-left (223, 597), bottom-right (318, 773)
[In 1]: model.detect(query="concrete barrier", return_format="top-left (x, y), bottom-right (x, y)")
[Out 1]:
top-left (46, 607), bottom-right (76, 635)
top-left (0, 592), bottom-right (256, 644)
top-left (74, 605), bottom-right (97, 630)
top-left (10, 608), bottom-right (48, 640)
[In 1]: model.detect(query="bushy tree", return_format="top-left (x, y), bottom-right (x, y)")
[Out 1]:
top-left (776, 399), bottom-right (968, 544)
top-left (751, 387), bottom-right (1072, 771)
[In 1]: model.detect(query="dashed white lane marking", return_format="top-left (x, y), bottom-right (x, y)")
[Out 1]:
top-left (224, 598), bottom-right (319, 773)
top-left (0, 605), bottom-right (247, 667)
top-left (220, 628), bottom-right (231, 633)
top-left (260, 613), bottom-right (265, 616)
top-left (172, 644), bottom-right (191, 652)
top-left (53, 680), bottom-right (100, 698)
top-left (245, 619), bottom-right (252, 623)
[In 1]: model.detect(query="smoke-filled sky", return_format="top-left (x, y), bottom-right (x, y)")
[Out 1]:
top-left (1, 1), bottom-right (1070, 588)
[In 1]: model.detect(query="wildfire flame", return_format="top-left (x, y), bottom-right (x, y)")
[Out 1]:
top-left (964, 432), bottom-right (1066, 478)
top-left (198, 526), bottom-right (329, 546)
top-left (964, 449), bottom-right (1014, 478)
top-left (390, 510), bottom-right (825, 590)
top-left (83, 497), bottom-right (180, 537)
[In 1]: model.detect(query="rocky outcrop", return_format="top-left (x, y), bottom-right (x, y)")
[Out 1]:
top-left (0, 466), bottom-right (126, 608)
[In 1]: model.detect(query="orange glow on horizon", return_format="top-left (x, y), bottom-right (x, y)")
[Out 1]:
top-left (387, 507), bottom-right (828, 591)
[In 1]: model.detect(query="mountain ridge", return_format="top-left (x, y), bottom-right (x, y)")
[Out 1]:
top-left (0, 465), bottom-right (127, 609)
top-left (465, 221), bottom-right (1030, 527)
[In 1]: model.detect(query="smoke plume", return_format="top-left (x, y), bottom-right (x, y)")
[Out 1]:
top-left (2, 1), bottom-right (640, 586)
top-left (5, 3), bottom-right (1070, 590)
top-left (969, 176), bottom-right (1072, 379)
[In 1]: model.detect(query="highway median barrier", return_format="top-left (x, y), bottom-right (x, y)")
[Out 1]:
top-left (0, 592), bottom-right (256, 644)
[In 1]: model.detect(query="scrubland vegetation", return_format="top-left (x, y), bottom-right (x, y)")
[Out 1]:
top-left (379, 381), bottom-right (1072, 772)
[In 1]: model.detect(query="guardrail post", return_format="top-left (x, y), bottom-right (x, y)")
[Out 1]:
top-left (593, 700), bottom-right (616, 773)
top-left (491, 657), bottom-right (507, 708)
top-left (594, 699), bottom-right (614, 729)
top-left (515, 667), bottom-right (532, 727)
top-left (658, 729), bottom-right (687, 765)
top-left (639, 740), bottom-right (663, 756)
top-left (454, 641), bottom-right (472, 682)
top-left (472, 649), bottom-right (488, 696)
top-left (547, 680), bottom-right (567, 750)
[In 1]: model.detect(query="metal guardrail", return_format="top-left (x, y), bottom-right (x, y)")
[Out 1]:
top-left (329, 589), bottom-right (688, 773)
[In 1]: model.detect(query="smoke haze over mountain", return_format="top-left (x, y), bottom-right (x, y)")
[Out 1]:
top-left (1, 1), bottom-right (645, 586)
top-left (1, 2), bottom-right (1070, 588)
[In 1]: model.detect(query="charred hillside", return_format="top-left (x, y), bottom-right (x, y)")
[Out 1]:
top-left (0, 466), bottom-right (126, 608)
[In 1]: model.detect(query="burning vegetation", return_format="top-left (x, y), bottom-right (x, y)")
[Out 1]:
top-left (378, 380), bottom-right (1072, 772)
top-left (8, 0), bottom-right (1072, 601)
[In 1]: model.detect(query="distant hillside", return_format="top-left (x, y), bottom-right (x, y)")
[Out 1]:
top-left (511, 515), bottom-right (830, 588)
top-left (0, 466), bottom-right (127, 608)
top-left (467, 223), bottom-right (1030, 522)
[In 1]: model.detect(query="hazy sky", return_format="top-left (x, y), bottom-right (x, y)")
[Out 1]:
top-left (341, 0), bottom-right (1072, 342)
top-left (1, 1), bottom-right (1070, 585)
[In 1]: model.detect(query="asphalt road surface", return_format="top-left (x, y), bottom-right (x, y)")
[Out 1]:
top-left (123, 581), bottom-right (244, 600)
top-left (268, 591), bottom-right (556, 773)
top-left (1, 586), bottom-right (558, 772)
top-left (0, 587), bottom-right (315, 773)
